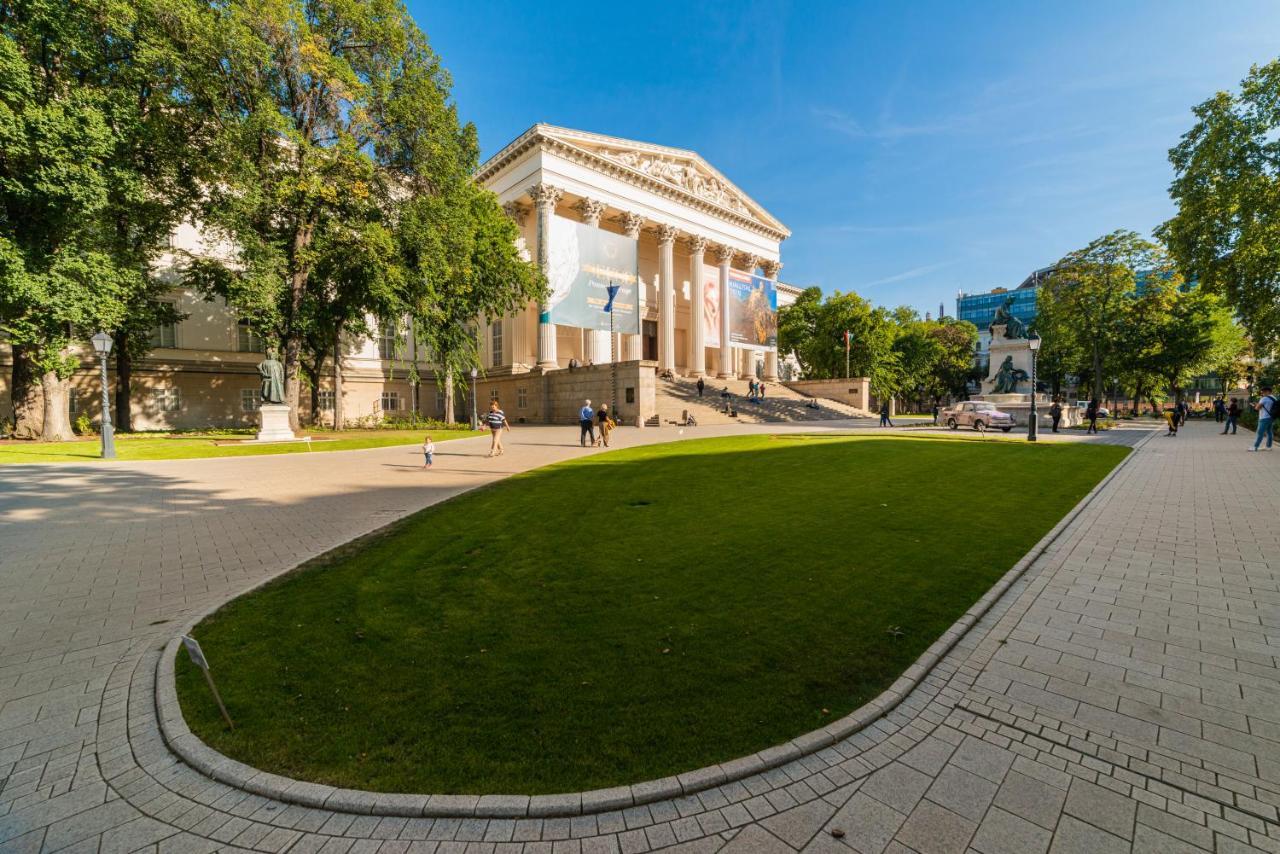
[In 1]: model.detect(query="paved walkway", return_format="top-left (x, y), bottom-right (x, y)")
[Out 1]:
top-left (1, 421), bottom-right (1275, 853)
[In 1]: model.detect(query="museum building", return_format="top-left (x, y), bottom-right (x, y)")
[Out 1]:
top-left (0, 125), bottom-right (796, 430)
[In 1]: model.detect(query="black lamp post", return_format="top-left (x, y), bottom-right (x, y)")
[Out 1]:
top-left (1028, 334), bottom-right (1041, 442)
top-left (90, 332), bottom-right (117, 459)
top-left (469, 367), bottom-right (479, 430)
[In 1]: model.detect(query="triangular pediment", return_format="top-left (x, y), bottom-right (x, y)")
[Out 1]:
top-left (534, 125), bottom-right (789, 236)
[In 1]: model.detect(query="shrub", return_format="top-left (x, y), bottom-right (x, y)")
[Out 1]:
top-left (74, 413), bottom-right (95, 436)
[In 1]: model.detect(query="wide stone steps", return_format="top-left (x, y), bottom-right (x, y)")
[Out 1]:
top-left (652, 376), bottom-right (870, 426)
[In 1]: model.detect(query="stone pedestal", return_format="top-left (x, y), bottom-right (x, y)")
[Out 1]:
top-left (256, 404), bottom-right (296, 442)
top-left (982, 325), bottom-right (1035, 396)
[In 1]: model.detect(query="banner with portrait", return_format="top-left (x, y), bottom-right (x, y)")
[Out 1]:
top-left (546, 215), bottom-right (640, 334)
top-left (702, 264), bottom-right (721, 349)
top-left (726, 270), bottom-right (777, 351)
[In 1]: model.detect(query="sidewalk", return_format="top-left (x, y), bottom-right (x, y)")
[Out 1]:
top-left (2, 421), bottom-right (1275, 853)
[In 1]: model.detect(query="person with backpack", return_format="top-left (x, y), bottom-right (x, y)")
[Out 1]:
top-left (1086, 398), bottom-right (1099, 434)
top-left (1224, 398), bottom-right (1241, 435)
top-left (1250, 385), bottom-right (1277, 451)
top-left (879, 400), bottom-right (893, 427)
top-left (1049, 399), bottom-right (1062, 433)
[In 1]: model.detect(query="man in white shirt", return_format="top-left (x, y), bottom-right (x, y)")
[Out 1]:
top-left (1250, 385), bottom-right (1277, 451)
top-left (579, 399), bottom-right (595, 447)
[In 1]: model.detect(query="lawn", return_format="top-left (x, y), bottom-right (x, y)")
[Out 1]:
top-left (176, 434), bottom-right (1129, 795)
top-left (0, 428), bottom-right (473, 464)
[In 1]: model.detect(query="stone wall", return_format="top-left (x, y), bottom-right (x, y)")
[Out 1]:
top-left (472, 361), bottom-right (657, 427)
top-left (783, 377), bottom-right (871, 409)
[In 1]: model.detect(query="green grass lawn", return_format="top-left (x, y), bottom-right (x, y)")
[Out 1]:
top-left (0, 429), bottom-right (473, 464)
top-left (176, 434), bottom-right (1128, 795)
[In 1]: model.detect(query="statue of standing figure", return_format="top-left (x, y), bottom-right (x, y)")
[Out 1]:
top-left (257, 348), bottom-right (285, 405)
top-left (989, 296), bottom-right (1028, 339)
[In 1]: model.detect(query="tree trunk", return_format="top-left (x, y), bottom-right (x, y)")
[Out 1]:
top-left (333, 332), bottom-right (344, 431)
top-left (1092, 342), bottom-right (1104, 402)
top-left (443, 372), bottom-right (455, 425)
top-left (283, 220), bottom-right (316, 433)
top-left (10, 344), bottom-right (43, 439)
top-left (115, 331), bottom-right (132, 433)
top-left (40, 369), bottom-right (75, 442)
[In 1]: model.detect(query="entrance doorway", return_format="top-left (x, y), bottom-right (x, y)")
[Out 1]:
top-left (643, 320), bottom-right (657, 361)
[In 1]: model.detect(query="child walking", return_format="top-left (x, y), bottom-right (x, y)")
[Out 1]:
top-left (422, 435), bottom-right (435, 468)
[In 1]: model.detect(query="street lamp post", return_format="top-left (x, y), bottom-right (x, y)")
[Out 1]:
top-left (1027, 334), bottom-right (1041, 443)
top-left (90, 332), bottom-right (117, 459)
top-left (469, 367), bottom-right (479, 430)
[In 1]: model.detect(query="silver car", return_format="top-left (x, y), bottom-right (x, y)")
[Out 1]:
top-left (942, 401), bottom-right (1016, 432)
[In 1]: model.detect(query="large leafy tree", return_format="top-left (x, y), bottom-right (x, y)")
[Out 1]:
top-left (776, 289), bottom-right (899, 396)
top-left (187, 0), bottom-right (475, 432)
top-left (1039, 230), bottom-right (1163, 401)
top-left (1160, 60), bottom-right (1280, 356)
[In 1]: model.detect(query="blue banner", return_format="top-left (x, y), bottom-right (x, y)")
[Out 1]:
top-left (546, 215), bottom-right (639, 334)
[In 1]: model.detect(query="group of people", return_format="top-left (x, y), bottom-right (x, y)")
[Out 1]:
top-left (577, 399), bottom-right (616, 448)
top-left (1163, 399), bottom-right (1192, 436)
top-left (1214, 396), bottom-right (1243, 435)
top-left (747, 380), bottom-right (768, 402)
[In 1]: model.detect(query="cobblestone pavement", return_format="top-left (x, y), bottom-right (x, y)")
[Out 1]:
top-left (4, 421), bottom-right (1276, 853)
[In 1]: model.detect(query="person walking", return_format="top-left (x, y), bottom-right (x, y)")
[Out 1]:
top-left (422, 435), bottom-right (435, 469)
top-left (1178, 399), bottom-right (1190, 427)
top-left (1049, 398), bottom-right (1062, 433)
top-left (748, 379), bottom-right (758, 401)
top-left (696, 377), bottom-right (705, 397)
top-left (1086, 398), bottom-right (1099, 434)
top-left (1224, 398), bottom-right (1240, 435)
top-left (485, 400), bottom-right (509, 456)
top-left (879, 400), bottom-right (893, 427)
top-left (1250, 385), bottom-right (1277, 451)
top-left (596, 403), bottom-right (614, 447)
top-left (931, 402), bottom-right (940, 426)
top-left (759, 382), bottom-right (766, 400)
top-left (579, 399), bottom-right (595, 447)
top-left (1214, 396), bottom-right (1226, 423)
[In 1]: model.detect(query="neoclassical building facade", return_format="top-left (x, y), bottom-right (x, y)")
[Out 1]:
top-left (478, 125), bottom-right (790, 382)
top-left (0, 125), bottom-right (794, 431)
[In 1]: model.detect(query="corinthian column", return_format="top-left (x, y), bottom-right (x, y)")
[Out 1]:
top-left (715, 244), bottom-right (735, 378)
top-left (656, 223), bottom-right (678, 374)
top-left (621, 212), bottom-right (645, 361)
top-left (575, 198), bottom-right (612, 365)
top-left (736, 253), bottom-right (759, 379)
top-left (762, 259), bottom-right (782, 381)
top-left (529, 182), bottom-right (564, 369)
top-left (686, 236), bottom-right (708, 377)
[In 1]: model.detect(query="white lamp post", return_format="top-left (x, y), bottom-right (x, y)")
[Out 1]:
top-left (90, 332), bottom-right (117, 459)
top-left (469, 367), bottom-right (479, 430)
top-left (1028, 334), bottom-right (1041, 443)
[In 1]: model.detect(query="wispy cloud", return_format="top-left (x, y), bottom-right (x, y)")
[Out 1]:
top-left (810, 106), bottom-right (967, 141)
top-left (823, 222), bottom-right (936, 235)
top-left (858, 259), bottom-right (959, 289)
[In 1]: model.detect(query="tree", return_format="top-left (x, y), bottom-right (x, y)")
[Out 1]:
top-left (777, 286), bottom-right (821, 372)
top-left (928, 319), bottom-right (980, 400)
top-left (1039, 230), bottom-right (1163, 401)
top-left (1161, 60), bottom-right (1280, 356)
top-left (187, 0), bottom-right (476, 432)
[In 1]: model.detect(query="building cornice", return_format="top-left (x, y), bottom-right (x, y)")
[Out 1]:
top-left (476, 124), bottom-right (790, 245)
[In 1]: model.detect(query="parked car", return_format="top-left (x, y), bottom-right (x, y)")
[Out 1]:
top-left (1075, 400), bottom-right (1110, 418)
top-left (941, 401), bottom-right (1016, 432)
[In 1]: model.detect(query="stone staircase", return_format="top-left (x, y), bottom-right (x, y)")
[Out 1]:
top-left (651, 376), bottom-right (871, 426)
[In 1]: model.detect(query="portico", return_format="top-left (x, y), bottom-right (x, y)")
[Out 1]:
top-left (477, 125), bottom-right (789, 382)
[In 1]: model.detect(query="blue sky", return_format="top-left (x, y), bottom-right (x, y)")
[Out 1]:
top-left (407, 0), bottom-right (1280, 316)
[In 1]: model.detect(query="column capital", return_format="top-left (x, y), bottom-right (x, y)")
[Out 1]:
top-left (738, 253), bottom-right (759, 272)
top-left (655, 223), bottom-right (678, 246)
top-left (685, 235), bottom-right (709, 255)
top-left (714, 243), bottom-right (737, 265)
top-left (619, 211), bottom-right (645, 239)
top-left (527, 182), bottom-right (564, 210)
top-left (502, 201), bottom-right (530, 228)
top-left (761, 259), bottom-right (782, 279)
top-left (573, 197), bottom-right (607, 226)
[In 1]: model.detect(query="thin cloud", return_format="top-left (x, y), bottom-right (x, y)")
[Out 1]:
top-left (859, 259), bottom-right (959, 289)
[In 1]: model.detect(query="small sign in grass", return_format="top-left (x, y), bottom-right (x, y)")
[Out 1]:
top-left (175, 434), bottom-right (1128, 795)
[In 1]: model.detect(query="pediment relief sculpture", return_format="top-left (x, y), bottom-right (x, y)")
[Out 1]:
top-left (595, 148), bottom-right (750, 215)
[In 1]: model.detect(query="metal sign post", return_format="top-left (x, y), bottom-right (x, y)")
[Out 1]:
top-left (605, 283), bottom-right (620, 417)
top-left (182, 636), bottom-right (234, 730)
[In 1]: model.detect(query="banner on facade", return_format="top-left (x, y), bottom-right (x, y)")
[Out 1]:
top-left (726, 270), bottom-right (777, 350)
top-left (702, 264), bottom-right (721, 349)
top-left (546, 215), bottom-right (639, 334)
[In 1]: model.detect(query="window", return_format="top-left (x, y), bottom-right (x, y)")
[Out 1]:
top-left (68, 393), bottom-right (79, 415)
top-left (150, 306), bottom-right (177, 349)
top-left (316, 390), bottom-right (334, 411)
top-left (490, 321), bottom-right (503, 367)
top-left (489, 389), bottom-right (499, 403)
top-left (240, 388), bottom-right (262, 412)
top-left (517, 386), bottom-right (528, 409)
top-left (435, 386), bottom-right (445, 412)
top-left (378, 320), bottom-right (399, 360)
top-left (237, 319), bottom-right (264, 353)
top-left (153, 388), bottom-right (181, 413)
top-left (625, 387), bottom-right (635, 404)
top-left (380, 391), bottom-right (401, 412)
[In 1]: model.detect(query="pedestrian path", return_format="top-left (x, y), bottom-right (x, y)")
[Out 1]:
top-left (4, 421), bottom-right (1275, 853)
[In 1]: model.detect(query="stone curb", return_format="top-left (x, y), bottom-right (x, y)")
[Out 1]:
top-left (154, 429), bottom-right (1156, 818)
